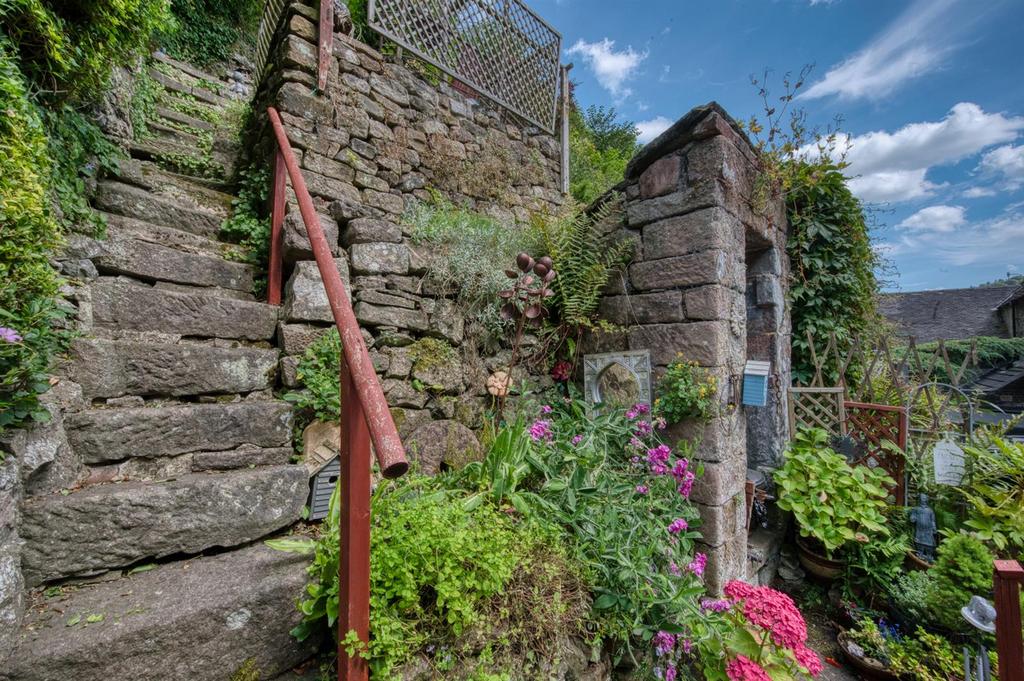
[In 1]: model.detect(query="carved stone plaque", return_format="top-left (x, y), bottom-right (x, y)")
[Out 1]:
top-left (583, 351), bottom-right (652, 409)
top-left (933, 435), bottom-right (966, 486)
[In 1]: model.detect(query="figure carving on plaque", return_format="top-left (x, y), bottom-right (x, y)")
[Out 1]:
top-left (908, 493), bottom-right (937, 562)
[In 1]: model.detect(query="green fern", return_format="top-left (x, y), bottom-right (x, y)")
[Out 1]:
top-left (535, 198), bottom-right (633, 329)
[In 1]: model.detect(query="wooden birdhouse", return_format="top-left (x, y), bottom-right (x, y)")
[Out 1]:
top-left (308, 456), bottom-right (339, 521)
top-left (742, 361), bottom-right (771, 407)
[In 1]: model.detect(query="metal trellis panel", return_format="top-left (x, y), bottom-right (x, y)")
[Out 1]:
top-left (368, 0), bottom-right (561, 132)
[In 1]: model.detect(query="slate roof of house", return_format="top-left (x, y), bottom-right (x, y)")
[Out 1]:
top-left (997, 285), bottom-right (1024, 310)
top-left (878, 285), bottom-right (1019, 342)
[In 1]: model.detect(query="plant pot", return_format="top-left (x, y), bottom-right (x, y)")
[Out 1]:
top-left (795, 535), bottom-right (845, 581)
top-left (837, 632), bottom-right (901, 681)
top-left (904, 550), bottom-right (932, 571)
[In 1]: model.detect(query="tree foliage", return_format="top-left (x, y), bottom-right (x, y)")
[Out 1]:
top-left (158, 0), bottom-right (262, 66)
top-left (568, 104), bottom-right (638, 205)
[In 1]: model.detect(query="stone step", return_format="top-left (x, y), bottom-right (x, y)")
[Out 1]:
top-left (19, 466), bottom-right (307, 585)
top-left (95, 227), bottom-right (255, 291)
top-left (127, 138), bottom-right (233, 181)
top-left (94, 180), bottom-right (223, 238)
top-left (114, 158), bottom-right (234, 215)
top-left (150, 68), bottom-right (230, 108)
top-left (153, 50), bottom-right (226, 88)
top-left (89, 278), bottom-right (278, 340)
top-left (4, 544), bottom-right (317, 680)
top-left (103, 212), bottom-right (226, 256)
top-left (155, 105), bottom-right (215, 131)
top-left (68, 338), bottom-right (278, 400)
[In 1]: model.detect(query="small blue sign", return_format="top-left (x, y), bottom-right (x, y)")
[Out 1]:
top-left (742, 361), bottom-right (771, 407)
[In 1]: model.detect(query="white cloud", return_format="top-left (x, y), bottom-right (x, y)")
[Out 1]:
top-left (801, 0), bottom-right (968, 100)
top-left (897, 205), bottom-right (967, 232)
top-left (963, 186), bottom-right (997, 198)
top-left (636, 116), bottom-right (673, 144)
top-left (832, 103), bottom-right (1024, 203)
top-left (978, 144), bottom-right (1024, 190)
top-left (882, 211), bottom-right (1024, 269)
top-left (567, 38), bottom-right (647, 100)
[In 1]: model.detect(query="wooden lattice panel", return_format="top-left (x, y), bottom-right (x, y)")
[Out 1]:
top-left (844, 401), bottom-right (907, 505)
top-left (788, 387), bottom-right (847, 437)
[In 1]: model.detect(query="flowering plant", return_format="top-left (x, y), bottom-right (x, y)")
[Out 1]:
top-left (673, 580), bottom-right (822, 681)
top-left (655, 356), bottom-right (718, 424)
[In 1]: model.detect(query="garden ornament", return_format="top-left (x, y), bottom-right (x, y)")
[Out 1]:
top-left (908, 493), bottom-right (937, 562)
top-left (961, 595), bottom-right (996, 681)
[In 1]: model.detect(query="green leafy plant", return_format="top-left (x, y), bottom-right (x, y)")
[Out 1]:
top-left (774, 428), bottom-right (894, 556)
top-left (887, 570), bottom-right (933, 624)
top-left (219, 164), bottom-right (270, 267)
top-left (129, 67), bottom-right (162, 140)
top-left (284, 329), bottom-right (342, 423)
top-left (961, 432), bottom-right (1024, 555)
top-left (157, 0), bottom-right (261, 67)
top-left (654, 357), bottom-right (718, 424)
top-left (924, 533), bottom-right (994, 632)
top-left (568, 104), bottom-right (639, 205)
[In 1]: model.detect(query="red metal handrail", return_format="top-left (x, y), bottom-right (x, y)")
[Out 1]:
top-left (995, 560), bottom-right (1024, 681)
top-left (266, 106), bottom-right (408, 681)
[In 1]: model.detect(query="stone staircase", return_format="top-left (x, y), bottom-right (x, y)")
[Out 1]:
top-left (2, 56), bottom-right (315, 681)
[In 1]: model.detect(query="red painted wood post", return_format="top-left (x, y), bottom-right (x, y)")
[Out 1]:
top-left (267, 149), bottom-right (286, 305)
top-left (318, 0), bottom-right (334, 91)
top-left (338, 363), bottom-right (371, 681)
top-left (995, 560), bottom-right (1024, 681)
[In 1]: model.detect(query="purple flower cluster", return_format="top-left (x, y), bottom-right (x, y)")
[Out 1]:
top-left (687, 552), bottom-right (707, 577)
top-left (672, 459), bottom-right (696, 499)
top-left (571, 434), bottom-right (583, 445)
top-left (539, 404), bottom-right (553, 414)
top-left (528, 419), bottom-right (553, 442)
top-left (700, 597), bottom-right (732, 613)
top-left (653, 631), bottom-right (676, 656)
top-left (636, 484), bottom-right (650, 495)
top-left (646, 444), bottom-right (672, 476)
top-left (0, 327), bottom-right (22, 343)
top-left (634, 420), bottom-right (653, 437)
top-left (626, 402), bottom-right (650, 420)
top-left (667, 518), bottom-right (688, 535)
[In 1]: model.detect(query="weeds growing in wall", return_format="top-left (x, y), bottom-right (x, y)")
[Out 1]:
top-left (157, 0), bottom-right (262, 66)
top-left (0, 0), bottom-right (170, 432)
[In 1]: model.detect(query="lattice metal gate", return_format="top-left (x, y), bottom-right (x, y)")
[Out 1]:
top-left (368, 0), bottom-right (562, 132)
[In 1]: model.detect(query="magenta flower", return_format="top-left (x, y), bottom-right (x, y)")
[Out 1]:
top-left (528, 419), bottom-right (553, 441)
top-left (681, 638), bottom-right (693, 655)
top-left (687, 552), bottom-right (707, 577)
top-left (634, 420), bottom-right (653, 436)
top-left (700, 598), bottom-right (732, 612)
top-left (628, 436), bottom-right (645, 451)
top-left (665, 665), bottom-right (677, 681)
top-left (0, 327), bottom-right (22, 343)
top-left (654, 416), bottom-right (667, 430)
top-left (668, 561), bottom-right (681, 576)
top-left (539, 404), bottom-right (553, 414)
top-left (571, 434), bottom-right (583, 445)
top-left (677, 470), bottom-right (695, 499)
top-left (626, 402), bottom-right (650, 420)
top-left (653, 631), bottom-right (676, 656)
top-left (668, 518), bottom-right (688, 535)
top-left (636, 484), bottom-right (649, 495)
top-left (550, 360), bottom-right (572, 382)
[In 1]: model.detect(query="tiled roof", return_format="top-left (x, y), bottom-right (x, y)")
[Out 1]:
top-left (878, 286), bottom-right (1018, 342)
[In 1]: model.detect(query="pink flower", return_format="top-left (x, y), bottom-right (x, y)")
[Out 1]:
top-left (739, 586), bottom-right (808, 650)
top-left (794, 644), bottom-right (823, 676)
top-left (646, 445), bottom-right (672, 475)
top-left (539, 404), bottom-right (553, 414)
top-left (668, 561), bottom-right (681, 577)
top-left (654, 416), bottom-right (667, 430)
top-left (653, 631), bottom-right (676, 656)
top-left (628, 437), bottom-right (645, 451)
top-left (681, 638), bottom-right (692, 654)
top-left (723, 580), bottom-right (757, 601)
top-left (528, 419), bottom-right (553, 441)
top-left (551, 361), bottom-right (572, 382)
top-left (677, 470), bottom-right (695, 499)
top-left (0, 327), bottom-right (21, 343)
top-left (626, 402), bottom-right (651, 419)
top-left (686, 552), bottom-right (707, 577)
top-left (571, 434), bottom-right (583, 445)
top-left (726, 655), bottom-right (771, 681)
top-left (668, 518), bottom-right (688, 535)
top-left (636, 484), bottom-right (649, 495)
top-left (664, 664), bottom-right (677, 681)
top-left (634, 420), bottom-right (653, 436)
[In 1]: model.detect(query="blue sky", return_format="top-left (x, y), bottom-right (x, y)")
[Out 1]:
top-left (530, 0), bottom-right (1024, 291)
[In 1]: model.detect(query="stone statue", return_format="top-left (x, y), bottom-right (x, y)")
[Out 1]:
top-left (909, 493), bottom-right (938, 562)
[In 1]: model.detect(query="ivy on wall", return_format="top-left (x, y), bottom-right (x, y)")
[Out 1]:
top-left (0, 0), bottom-right (170, 432)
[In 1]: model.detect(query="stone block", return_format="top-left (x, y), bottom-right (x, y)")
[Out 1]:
top-left (628, 321), bottom-right (732, 366)
top-left (277, 81), bottom-right (332, 124)
top-left (389, 407), bottom-right (432, 439)
top-left (695, 494), bottom-right (745, 548)
top-left (350, 242), bottom-right (410, 275)
top-left (69, 340), bottom-right (279, 400)
top-left (340, 217), bottom-right (402, 246)
top-left (683, 285), bottom-right (738, 321)
top-left (630, 250), bottom-right (730, 291)
top-left (404, 420), bottom-right (481, 475)
top-left (428, 299), bottom-right (465, 344)
top-left (0, 456), bottom-right (23, 661)
top-left (357, 289), bottom-right (418, 310)
top-left (642, 208), bottom-right (742, 260)
top-left (3, 545), bottom-right (316, 681)
top-left (690, 454), bottom-right (748, 507)
top-left (284, 257), bottom-right (350, 323)
top-left (277, 322), bottom-right (333, 355)
top-left (599, 291), bottom-right (684, 326)
top-left (20, 466), bottom-right (307, 585)
top-left (383, 379), bottom-right (429, 409)
top-left (284, 209), bottom-right (340, 263)
top-left (64, 402), bottom-right (292, 464)
top-left (300, 169), bottom-right (361, 203)
top-left (362, 189), bottom-right (405, 215)
top-left (336, 106), bottom-right (370, 139)
top-left (664, 414), bottom-right (744, 464)
top-left (697, 525), bottom-right (749, 595)
top-left (354, 301), bottom-right (428, 332)
top-left (301, 152), bottom-right (355, 184)
top-left (638, 154), bottom-right (681, 199)
top-left (280, 355), bottom-right (300, 388)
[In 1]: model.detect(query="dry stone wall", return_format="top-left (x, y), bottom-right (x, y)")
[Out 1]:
top-left (258, 1), bottom-right (564, 467)
top-left (589, 103), bottom-right (791, 593)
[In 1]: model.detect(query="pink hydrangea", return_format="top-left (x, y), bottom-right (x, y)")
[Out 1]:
top-left (687, 552), bottom-right (707, 577)
top-left (794, 644), bottom-right (823, 676)
top-left (653, 630), bottom-right (676, 656)
top-left (668, 518), bottom-right (688, 534)
top-left (742, 588), bottom-right (807, 650)
top-left (723, 580), bottom-right (757, 601)
top-left (726, 655), bottom-right (771, 681)
top-left (528, 419), bottom-right (553, 441)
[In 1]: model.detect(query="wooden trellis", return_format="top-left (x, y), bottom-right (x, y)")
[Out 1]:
top-left (844, 401), bottom-right (908, 504)
top-left (788, 387), bottom-right (846, 437)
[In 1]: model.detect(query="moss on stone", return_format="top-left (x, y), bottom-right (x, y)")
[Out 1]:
top-left (407, 337), bottom-right (457, 373)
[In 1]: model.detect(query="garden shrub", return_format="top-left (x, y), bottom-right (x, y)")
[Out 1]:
top-left (924, 533), bottom-right (994, 632)
top-left (654, 357), bottom-right (718, 424)
top-left (157, 0), bottom-right (261, 67)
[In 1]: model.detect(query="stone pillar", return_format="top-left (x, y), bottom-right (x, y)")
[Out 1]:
top-left (594, 103), bottom-right (788, 592)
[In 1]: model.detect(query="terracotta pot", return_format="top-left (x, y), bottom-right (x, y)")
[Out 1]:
top-left (837, 632), bottom-right (901, 681)
top-left (904, 550), bottom-right (932, 571)
top-left (795, 535), bottom-right (845, 581)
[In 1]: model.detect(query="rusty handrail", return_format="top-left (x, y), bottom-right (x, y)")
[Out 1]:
top-left (266, 105), bottom-right (407, 681)
top-left (995, 560), bottom-right (1024, 681)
